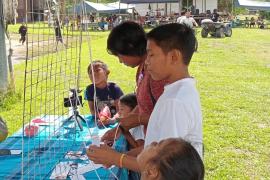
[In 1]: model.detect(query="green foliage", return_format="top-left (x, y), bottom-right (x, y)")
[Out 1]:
top-left (259, 11), bottom-right (270, 19)
top-left (234, 7), bottom-right (248, 15)
top-left (0, 90), bottom-right (22, 111)
top-left (218, 0), bottom-right (233, 12)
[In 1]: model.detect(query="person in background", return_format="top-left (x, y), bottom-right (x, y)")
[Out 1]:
top-left (176, 11), bottom-right (186, 24)
top-left (19, 23), bottom-right (27, 45)
top-left (211, 9), bottom-right (219, 22)
top-left (179, 11), bottom-right (198, 51)
top-left (54, 19), bottom-right (64, 50)
top-left (244, 17), bottom-right (250, 28)
top-left (257, 16), bottom-right (265, 29)
top-left (64, 16), bottom-right (69, 29)
top-left (98, 17), bottom-right (106, 31)
top-left (250, 17), bottom-right (256, 28)
top-left (77, 15), bottom-right (81, 30)
top-left (180, 11), bottom-right (198, 29)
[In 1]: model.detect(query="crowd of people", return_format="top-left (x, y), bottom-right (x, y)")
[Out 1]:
top-left (244, 16), bottom-right (266, 28)
top-left (61, 14), bottom-right (125, 31)
top-left (84, 21), bottom-right (204, 179)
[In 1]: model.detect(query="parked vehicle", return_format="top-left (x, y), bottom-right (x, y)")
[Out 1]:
top-left (201, 19), bottom-right (232, 38)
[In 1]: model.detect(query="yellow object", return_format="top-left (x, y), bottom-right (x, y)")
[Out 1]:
top-left (119, 153), bottom-right (126, 168)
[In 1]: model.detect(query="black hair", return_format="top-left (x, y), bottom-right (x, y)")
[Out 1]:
top-left (147, 23), bottom-right (197, 65)
top-left (149, 138), bottom-right (204, 180)
top-left (107, 21), bottom-right (147, 56)
top-left (119, 93), bottom-right (137, 110)
top-left (87, 60), bottom-right (109, 75)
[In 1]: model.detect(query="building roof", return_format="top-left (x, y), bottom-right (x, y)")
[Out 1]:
top-left (235, 0), bottom-right (270, 11)
top-left (74, 1), bottom-right (131, 13)
top-left (121, 0), bottom-right (180, 4)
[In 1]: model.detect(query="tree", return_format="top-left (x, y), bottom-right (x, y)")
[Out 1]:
top-left (0, 0), bottom-right (8, 93)
top-left (218, 0), bottom-right (233, 12)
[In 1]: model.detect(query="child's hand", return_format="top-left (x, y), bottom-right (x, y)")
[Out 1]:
top-left (101, 128), bottom-right (121, 142)
top-left (87, 144), bottom-right (121, 168)
top-left (98, 118), bottom-right (117, 126)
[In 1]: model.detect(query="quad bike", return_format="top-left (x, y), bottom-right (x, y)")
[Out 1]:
top-left (201, 19), bottom-right (232, 38)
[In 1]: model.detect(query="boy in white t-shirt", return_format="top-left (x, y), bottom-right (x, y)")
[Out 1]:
top-left (180, 11), bottom-right (198, 29)
top-left (145, 23), bottom-right (203, 158)
top-left (87, 23), bottom-right (202, 172)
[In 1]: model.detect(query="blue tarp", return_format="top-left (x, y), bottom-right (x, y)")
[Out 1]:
top-left (235, 0), bottom-right (270, 11)
top-left (0, 115), bottom-right (128, 179)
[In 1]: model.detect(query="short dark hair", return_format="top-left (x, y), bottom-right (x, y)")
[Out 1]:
top-left (149, 138), bottom-right (204, 180)
top-left (119, 93), bottom-right (137, 110)
top-left (87, 60), bottom-right (109, 75)
top-left (107, 21), bottom-right (147, 56)
top-left (147, 23), bottom-right (197, 65)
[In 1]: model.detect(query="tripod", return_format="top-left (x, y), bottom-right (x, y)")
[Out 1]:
top-left (64, 89), bottom-right (86, 131)
top-left (66, 105), bottom-right (86, 131)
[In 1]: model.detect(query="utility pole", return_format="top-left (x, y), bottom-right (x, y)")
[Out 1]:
top-left (0, 0), bottom-right (8, 93)
top-left (60, 0), bottom-right (65, 21)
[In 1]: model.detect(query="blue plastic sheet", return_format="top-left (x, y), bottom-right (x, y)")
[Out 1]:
top-left (0, 115), bottom-right (128, 179)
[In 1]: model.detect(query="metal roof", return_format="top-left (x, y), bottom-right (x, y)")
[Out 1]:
top-left (235, 0), bottom-right (270, 11)
top-left (121, 0), bottom-right (180, 4)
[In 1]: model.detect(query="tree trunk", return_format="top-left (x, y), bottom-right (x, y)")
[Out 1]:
top-left (0, 0), bottom-right (8, 93)
top-left (60, 0), bottom-right (65, 21)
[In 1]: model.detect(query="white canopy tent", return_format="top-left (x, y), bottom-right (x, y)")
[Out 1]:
top-left (74, 1), bottom-right (133, 14)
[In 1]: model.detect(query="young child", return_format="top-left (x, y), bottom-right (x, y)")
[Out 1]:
top-left (117, 94), bottom-right (144, 149)
top-left (18, 23), bottom-right (27, 45)
top-left (85, 60), bottom-right (123, 125)
top-left (87, 23), bottom-right (202, 173)
top-left (137, 138), bottom-right (204, 180)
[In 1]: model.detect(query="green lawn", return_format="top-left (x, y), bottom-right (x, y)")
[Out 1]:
top-left (1, 27), bottom-right (270, 179)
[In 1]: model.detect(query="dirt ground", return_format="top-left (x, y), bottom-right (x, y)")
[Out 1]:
top-left (5, 33), bottom-right (68, 65)
top-left (5, 34), bottom-right (27, 65)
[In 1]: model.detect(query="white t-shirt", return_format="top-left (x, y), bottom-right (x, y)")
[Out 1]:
top-left (144, 78), bottom-right (203, 158)
top-left (177, 16), bottom-right (185, 24)
top-left (180, 17), bottom-right (197, 28)
top-left (129, 125), bottom-right (145, 141)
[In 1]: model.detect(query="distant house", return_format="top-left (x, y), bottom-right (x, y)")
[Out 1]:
top-left (16, 0), bottom-right (46, 22)
top-left (235, 0), bottom-right (270, 11)
top-left (194, 0), bottom-right (217, 14)
top-left (121, 0), bottom-right (218, 16)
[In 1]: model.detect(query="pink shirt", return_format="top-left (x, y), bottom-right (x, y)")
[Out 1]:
top-left (136, 63), bottom-right (166, 115)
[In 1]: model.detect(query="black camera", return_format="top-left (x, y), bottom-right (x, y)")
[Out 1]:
top-left (64, 89), bottom-right (83, 107)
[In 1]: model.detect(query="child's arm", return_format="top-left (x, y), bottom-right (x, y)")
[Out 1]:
top-left (126, 146), bottom-right (144, 157)
top-left (120, 126), bottom-right (144, 149)
top-left (87, 100), bottom-right (95, 115)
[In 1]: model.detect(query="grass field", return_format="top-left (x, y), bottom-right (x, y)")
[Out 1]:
top-left (0, 26), bottom-right (270, 179)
